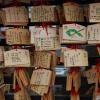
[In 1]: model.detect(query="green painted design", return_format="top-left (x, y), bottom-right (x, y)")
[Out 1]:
top-left (66, 29), bottom-right (84, 37)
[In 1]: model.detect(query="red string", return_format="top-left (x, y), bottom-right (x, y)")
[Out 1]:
top-left (67, 44), bottom-right (80, 49)
top-left (70, 67), bottom-right (80, 74)
top-left (15, 67), bottom-right (24, 72)
top-left (40, 0), bottom-right (49, 36)
top-left (13, 84), bottom-right (21, 93)
top-left (96, 63), bottom-right (100, 72)
top-left (71, 87), bottom-right (79, 96)
top-left (42, 22), bottom-right (49, 36)
top-left (97, 44), bottom-right (100, 47)
top-left (97, 88), bottom-right (100, 93)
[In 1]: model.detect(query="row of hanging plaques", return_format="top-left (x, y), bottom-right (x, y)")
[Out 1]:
top-left (0, 58), bottom-right (100, 100)
top-left (0, 2), bottom-right (100, 25)
top-left (0, 46), bottom-right (89, 99)
top-left (2, 23), bottom-right (100, 48)
top-left (0, 46), bottom-right (89, 67)
top-left (0, 54), bottom-right (100, 100)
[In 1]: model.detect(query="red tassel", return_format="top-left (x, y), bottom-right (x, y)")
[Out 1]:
top-left (42, 22), bottom-right (49, 36)
top-left (96, 64), bottom-right (100, 72)
top-left (13, 84), bottom-right (21, 93)
top-left (97, 88), bottom-right (100, 93)
top-left (70, 67), bottom-right (80, 74)
top-left (96, 58), bottom-right (100, 72)
top-left (71, 87), bottom-right (79, 96)
top-left (67, 44), bottom-right (80, 49)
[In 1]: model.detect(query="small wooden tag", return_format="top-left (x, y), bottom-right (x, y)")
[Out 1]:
top-left (63, 2), bottom-right (84, 22)
top-left (89, 3), bottom-right (100, 22)
top-left (64, 49), bottom-right (88, 67)
top-left (4, 49), bottom-right (30, 67)
top-left (2, 6), bottom-right (28, 25)
top-left (6, 28), bottom-right (30, 45)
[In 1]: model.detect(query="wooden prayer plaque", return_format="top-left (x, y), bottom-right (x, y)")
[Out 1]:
top-left (87, 24), bottom-right (100, 44)
top-left (30, 26), bottom-right (60, 51)
top-left (63, 2), bottom-right (84, 22)
top-left (6, 28), bottom-right (30, 45)
top-left (31, 85), bottom-right (49, 96)
top-left (30, 69), bottom-right (52, 86)
top-left (30, 69), bottom-right (52, 95)
top-left (4, 49), bottom-right (30, 67)
top-left (30, 6), bottom-right (57, 22)
top-left (62, 24), bottom-right (87, 44)
top-left (2, 6), bottom-right (28, 25)
top-left (89, 3), bottom-right (100, 22)
top-left (34, 52), bottom-right (51, 69)
top-left (64, 49), bottom-right (88, 67)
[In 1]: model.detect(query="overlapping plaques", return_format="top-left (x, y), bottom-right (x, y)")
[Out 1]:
top-left (63, 2), bottom-right (84, 22)
top-left (61, 24), bottom-right (86, 44)
top-left (1, 6), bottom-right (28, 25)
top-left (87, 24), bottom-right (100, 44)
top-left (30, 26), bottom-right (60, 51)
top-left (30, 6), bottom-right (57, 22)
top-left (4, 49), bottom-right (31, 67)
top-left (30, 69), bottom-right (52, 95)
top-left (89, 3), bottom-right (100, 22)
top-left (18, 69), bottom-right (30, 87)
top-left (13, 70), bottom-right (31, 100)
top-left (64, 49), bottom-right (88, 67)
top-left (34, 51), bottom-right (57, 69)
top-left (6, 28), bottom-right (30, 45)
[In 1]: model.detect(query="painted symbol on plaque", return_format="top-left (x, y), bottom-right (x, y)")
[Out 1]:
top-left (66, 29), bottom-right (84, 37)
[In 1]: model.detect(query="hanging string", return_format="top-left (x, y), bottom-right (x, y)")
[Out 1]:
top-left (67, 44), bottom-right (80, 49)
top-left (71, 87), bottom-right (79, 96)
